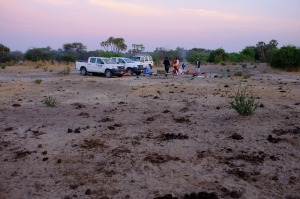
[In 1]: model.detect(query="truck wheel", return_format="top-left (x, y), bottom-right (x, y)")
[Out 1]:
top-left (105, 69), bottom-right (112, 78)
top-left (80, 67), bottom-right (87, 76)
top-left (135, 71), bottom-right (141, 75)
top-left (127, 68), bottom-right (133, 75)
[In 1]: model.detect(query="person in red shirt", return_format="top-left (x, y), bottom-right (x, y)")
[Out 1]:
top-left (173, 57), bottom-right (179, 75)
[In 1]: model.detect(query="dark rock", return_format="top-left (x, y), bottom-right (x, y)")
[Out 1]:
top-left (74, 128), bottom-right (81, 133)
top-left (12, 103), bottom-right (21, 107)
top-left (229, 133), bottom-right (244, 140)
top-left (85, 188), bottom-right (92, 195)
top-left (108, 126), bottom-right (115, 130)
top-left (267, 135), bottom-right (282, 143)
top-left (67, 128), bottom-right (73, 133)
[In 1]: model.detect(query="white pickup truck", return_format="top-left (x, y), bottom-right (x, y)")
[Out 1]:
top-left (111, 57), bottom-right (143, 75)
top-left (75, 57), bottom-right (126, 78)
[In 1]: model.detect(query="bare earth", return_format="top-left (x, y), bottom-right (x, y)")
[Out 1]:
top-left (0, 63), bottom-right (299, 199)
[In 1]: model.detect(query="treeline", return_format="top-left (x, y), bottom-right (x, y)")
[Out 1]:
top-left (1, 38), bottom-right (300, 71)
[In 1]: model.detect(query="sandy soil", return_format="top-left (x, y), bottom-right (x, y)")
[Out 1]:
top-left (0, 63), bottom-right (299, 199)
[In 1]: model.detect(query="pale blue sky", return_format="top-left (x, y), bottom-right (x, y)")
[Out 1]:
top-left (1, 0), bottom-right (299, 53)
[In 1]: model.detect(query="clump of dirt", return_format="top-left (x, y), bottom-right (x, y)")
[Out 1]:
top-left (72, 102), bottom-right (86, 109)
top-left (14, 150), bottom-right (32, 159)
top-left (80, 139), bottom-right (105, 149)
top-left (100, 117), bottom-right (114, 122)
top-left (221, 187), bottom-right (242, 198)
top-left (111, 147), bottom-right (131, 157)
top-left (161, 133), bottom-right (189, 140)
top-left (183, 191), bottom-right (219, 199)
top-left (78, 112), bottom-right (90, 118)
top-left (4, 127), bottom-right (13, 131)
top-left (226, 152), bottom-right (266, 164)
top-left (272, 127), bottom-right (300, 135)
top-left (227, 168), bottom-right (260, 181)
top-left (228, 133), bottom-right (244, 140)
top-left (144, 153), bottom-right (181, 164)
top-left (146, 116), bottom-right (155, 121)
top-left (154, 194), bottom-right (178, 199)
top-left (267, 135), bottom-right (284, 143)
top-left (174, 117), bottom-right (190, 123)
top-left (32, 130), bottom-right (46, 137)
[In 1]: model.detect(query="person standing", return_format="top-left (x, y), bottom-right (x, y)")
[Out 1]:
top-left (195, 58), bottom-right (201, 74)
top-left (173, 57), bottom-right (179, 75)
top-left (163, 57), bottom-right (171, 77)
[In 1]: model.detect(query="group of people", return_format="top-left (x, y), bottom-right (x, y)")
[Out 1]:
top-left (163, 57), bottom-right (201, 77)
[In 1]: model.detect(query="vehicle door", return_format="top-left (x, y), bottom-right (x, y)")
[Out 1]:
top-left (96, 58), bottom-right (105, 73)
top-left (118, 58), bottom-right (126, 68)
top-left (88, 57), bottom-right (97, 72)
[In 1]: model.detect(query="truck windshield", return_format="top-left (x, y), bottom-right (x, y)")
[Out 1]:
top-left (124, 58), bottom-right (135, 63)
top-left (103, 58), bottom-right (117, 64)
top-left (130, 57), bottom-right (141, 62)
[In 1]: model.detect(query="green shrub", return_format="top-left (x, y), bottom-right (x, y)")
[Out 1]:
top-left (1, 63), bottom-right (6, 69)
top-left (63, 66), bottom-right (71, 75)
top-left (234, 72), bottom-right (243, 76)
top-left (44, 96), bottom-right (58, 107)
top-left (242, 74), bottom-right (251, 79)
top-left (34, 79), bottom-right (43, 84)
top-left (229, 87), bottom-right (259, 116)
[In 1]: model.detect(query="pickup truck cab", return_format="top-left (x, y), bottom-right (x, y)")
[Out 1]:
top-left (75, 57), bottom-right (125, 78)
top-left (130, 55), bottom-right (154, 69)
top-left (111, 57), bottom-right (143, 75)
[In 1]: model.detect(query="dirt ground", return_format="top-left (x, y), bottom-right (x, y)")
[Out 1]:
top-left (0, 63), bottom-right (299, 199)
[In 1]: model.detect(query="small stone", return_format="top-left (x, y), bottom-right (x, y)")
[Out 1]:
top-left (74, 128), bottom-right (81, 133)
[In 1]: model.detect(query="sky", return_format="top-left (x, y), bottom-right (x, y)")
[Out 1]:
top-left (1, 0), bottom-right (300, 53)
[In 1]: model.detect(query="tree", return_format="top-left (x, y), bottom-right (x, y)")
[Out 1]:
top-left (7, 51), bottom-right (24, 62)
top-left (100, 37), bottom-right (127, 52)
top-left (255, 39), bottom-right (278, 62)
top-left (24, 47), bottom-right (53, 61)
top-left (207, 48), bottom-right (228, 63)
top-left (130, 44), bottom-right (145, 54)
top-left (240, 46), bottom-right (255, 61)
top-left (0, 44), bottom-right (10, 62)
top-left (270, 45), bottom-right (300, 70)
top-left (63, 42), bottom-right (86, 52)
top-left (186, 48), bottom-right (211, 63)
top-left (62, 42), bottom-right (87, 60)
top-left (60, 55), bottom-right (76, 64)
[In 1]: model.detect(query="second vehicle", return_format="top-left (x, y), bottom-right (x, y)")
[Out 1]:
top-left (111, 57), bottom-right (143, 75)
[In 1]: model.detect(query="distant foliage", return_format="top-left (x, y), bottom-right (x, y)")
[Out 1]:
top-left (60, 55), bottom-right (76, 64)
top-left (0, 43), bottom-right (10, 62)
top-left (24, 47), bottom-right (53, 61)
top-left (100, 51), bottom-right (122, 58)
top-left (207, 48), bottom-right (228, 63)
top-left (270, 45), bottom-right (300, 71)
top-left (255, 40), bottom-right (278, 62)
